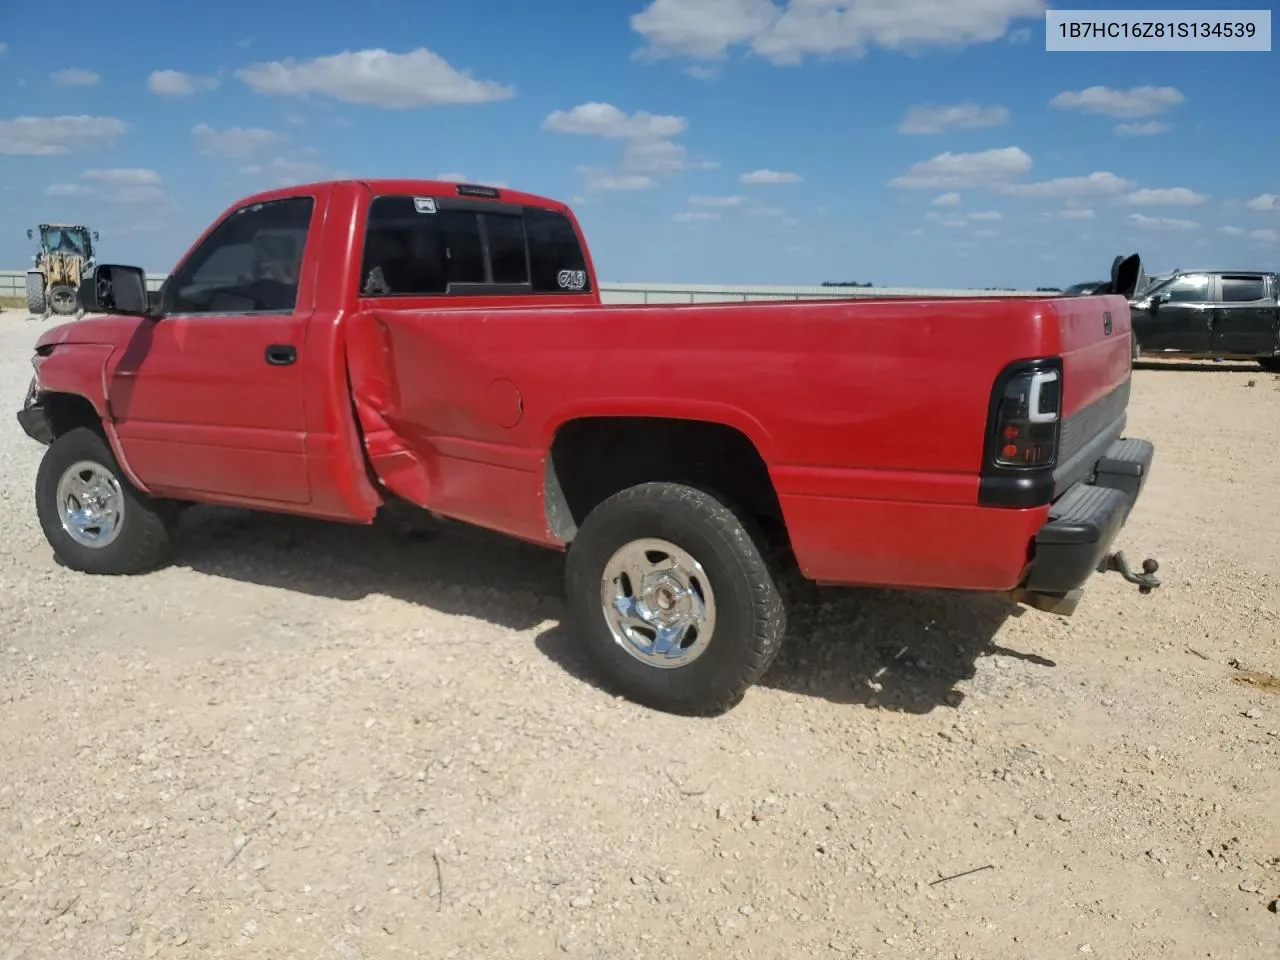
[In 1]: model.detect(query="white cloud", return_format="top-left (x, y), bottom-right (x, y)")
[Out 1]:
top-left (148, 69), bottom-right (221, 96)
top-left (630, 0), bottom-right (1046, 65)
top-left (745, 205), bottom-right (785, 217)
top-left (998, 171), bottom-right (1133, 198)
top-left (436, 172), bottom-right (468, 181)
top-left (974, 228), bottom-right (999, 238)
top-left (236, 47), bottom-right (514, 108)
top-left (82, 168), bottom-right (163, 185)
top-left (674, 210), bottom-right (721, 222)
top-left (932, 192), bottom-right (962, 207)
top-left (630, 0), bottom-right (779, 60)
top-left (1218, 225), bottom-right (1243, 236)
top-left (579, 168), bottom-right (657, 191)
top-left (967, 210), bottom-right (1002, 221)
top-left (1121, 187), bottom-right (1208, 207)
top-left (1044, 207), bottom-right (1095, 220)
top-left (740, 168), bottom-right (802, 184)
top-left (940, 218), bottom-right (967, 228)
top-left (1252, 228), bottom-right (1279, 243)
top-left (238, 156), bottom-right (342, 186)
top-left (43, 169), bottom-right (179, 216)
top-left (684, 64), bottom-right (720, 80)
top-left (0, 115), bottom-right (127, 155)
top-left (51, 68), bottom-right (101, 87)
top-left (689, 194), bottom-right (746, 207)
top-left (1245, 193), bottom-right (1278, 212)
top-left (898, 102), bottom-right (1010, 134)
top-left (549, 103), bottom-right (712, 188)
top-left (889, 146), bottom-right (1031, 189)
top-left (543, 102), bottom-right (687, 140)
top-left (1049, 85), bottom-right (1184, 119)
top-left (0, 43), bottom-right (8, 56)
top-left (192, 122), bottom-right (287, 159)
top-left (622, 138), bottom-right (717, 173)
top-left (1115, 120), bottom-right (1170, 137)
top-left (1128, 213), bottom-right (1197, 231)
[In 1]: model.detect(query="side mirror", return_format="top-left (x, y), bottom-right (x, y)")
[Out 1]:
top-left (77, 264), bottom-right (152, 317)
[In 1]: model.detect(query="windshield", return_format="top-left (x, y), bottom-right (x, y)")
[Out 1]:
top-left (40, 227), bottom-right (90, 257)
top-left (1138, 275), bottom-right (1176, 298)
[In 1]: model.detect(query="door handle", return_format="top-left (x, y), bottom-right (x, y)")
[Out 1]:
top-left (265, 344), bottom-right (297, 366)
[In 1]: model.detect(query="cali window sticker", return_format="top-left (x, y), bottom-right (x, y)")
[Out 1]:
top-left (413, 197), bottom-right (437, 214)
top-left (557, 269), bottom-right (587, 291)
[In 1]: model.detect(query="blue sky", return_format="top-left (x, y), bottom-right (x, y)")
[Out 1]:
top-left (0, 0), bottom-right (1276, 288)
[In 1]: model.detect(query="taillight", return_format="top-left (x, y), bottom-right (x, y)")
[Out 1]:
top-left (993, 368), bottom-right (1060, 468)
top-left (979, 358), bottom-right (1063, 509)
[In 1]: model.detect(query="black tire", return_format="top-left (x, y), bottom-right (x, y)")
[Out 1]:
top-left (1257, 357), bottom-right (1280, 373)
top-left (48, 283), bottom-right (78, 316)
top-left (35, 427), bottom-right (177, 575)
top-left (25, 272), bottom-right (45, 316)
top-left (564, 482), bottom-right (786, 716)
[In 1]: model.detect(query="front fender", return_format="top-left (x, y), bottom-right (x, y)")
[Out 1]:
top-left (26, 344), bottom-right (151, 494)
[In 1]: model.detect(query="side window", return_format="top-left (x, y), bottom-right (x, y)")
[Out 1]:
top-left (166, 196), bottom-right (313, 315)
top-left (1162, 274), bottom-right (1210, 303)
top-left (1219, 276), bottom-right (1265, 303)
top-left (524, 207), bottom-right (591, 294)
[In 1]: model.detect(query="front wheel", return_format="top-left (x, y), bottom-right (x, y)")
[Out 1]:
top-left (48, 284), bottom-right (78, 316)
top-left (564, 482), bottom-right (787, 716)
top-left (25, 272), bottom-right (46, 317)
top-left (35, 427), bottom-right (178, 575)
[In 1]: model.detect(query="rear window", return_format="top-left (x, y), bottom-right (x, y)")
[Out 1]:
top-left (1219, 276), bottom-right (1266, 302)
top-left (359, 195), bottom-right (590, 297)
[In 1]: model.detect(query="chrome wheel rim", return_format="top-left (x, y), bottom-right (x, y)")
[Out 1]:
top-left (600, 537), bottom-right (717, 669)
top-left (56, 459), bottom-right (125, 548)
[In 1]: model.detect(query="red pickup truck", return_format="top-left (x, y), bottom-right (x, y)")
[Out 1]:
top-left (17, 178), bottom-right (1160, 715)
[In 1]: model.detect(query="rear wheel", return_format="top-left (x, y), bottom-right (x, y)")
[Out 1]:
top-left (35, 427), bottom-right (178, 575)
top-left (48, 284), bottom-right (78, 316)
top-left (564, 482), bottom-right (786, 716)
top-left (25, 272), bottom-right (45, 317)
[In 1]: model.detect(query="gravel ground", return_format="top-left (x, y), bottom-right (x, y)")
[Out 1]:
top-left (1, 313), bottom-right (1277, 960)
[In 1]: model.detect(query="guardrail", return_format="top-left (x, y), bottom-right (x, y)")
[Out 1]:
top-left (0, 270), bottom-right (1044, 306)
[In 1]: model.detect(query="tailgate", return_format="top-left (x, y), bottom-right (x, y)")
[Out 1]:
top-left (1049, 292), bottom-right (1134, 496)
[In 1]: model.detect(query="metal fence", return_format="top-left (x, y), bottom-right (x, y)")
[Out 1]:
top-left (0, 270), bottom-right (1042, 306)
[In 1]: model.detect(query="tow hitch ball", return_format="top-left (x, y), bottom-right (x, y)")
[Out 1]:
top-left (1098, 551), bottom-right (1161, 593)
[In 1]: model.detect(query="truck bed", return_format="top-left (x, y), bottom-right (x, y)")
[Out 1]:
top-left (344, 292), bottom-right (1134, 592)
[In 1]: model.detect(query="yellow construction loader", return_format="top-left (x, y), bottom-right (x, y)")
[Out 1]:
top-left (25, 223), bottom-right (98, 319)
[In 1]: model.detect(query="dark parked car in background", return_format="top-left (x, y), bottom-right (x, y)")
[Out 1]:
top-left (1128, 269), bottom-right (1280, 371)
